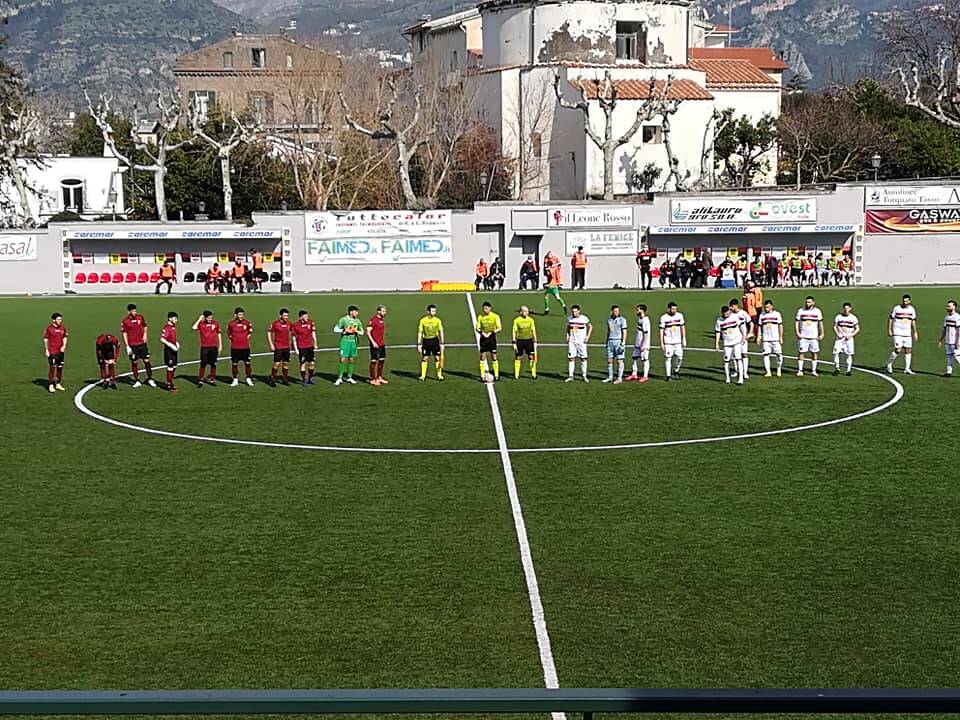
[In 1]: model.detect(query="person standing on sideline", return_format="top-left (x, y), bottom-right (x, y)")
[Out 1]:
top-left (627, 304), bottom-right (651, 383)
top-left (43, 312), bottom-right (68, 393)
top-left (367, 305), bottom-right (389, 385)
top-left (572, 246), bottom-right (588, 290)
top-left (227, 307), bottom-right (255, 387)
top-left (887, 294), bottom-right (918, 375)
top-left (155, 260), bottom-right (175, 294)
top-left (659, 301), bottom-right (687, 381)
top-left (333, 305), bottom-right (364, 386)
top-left (832, 302), bottom-right (860, 376)
top-left (543, 261), bottom-right (567, 315)
top-left (250, 248), bottom-right (264, 292)
top-left (636, 251), bottom-right (653, 290)
top-left (603, 305), bottom-right (628, 384)
top-left (939, 299), bottom-right (960, 377)
top-left (192, 310), bottom-right (222, 386)
top-left (795, 296), bottom-right (824, 377)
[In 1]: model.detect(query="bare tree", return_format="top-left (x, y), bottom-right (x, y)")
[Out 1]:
top-left (500, 73), bottom-right (555, 199)
top-left (660, 97), bottom-right (686, 191)
top-left (554, 70), bottom-right (677, 200)
top-left (190, 107), bottom-right (259, 221)
top-left (0, 104), bottom-right (42, 227)
top-left (694, 108), bottom-right (730, 189)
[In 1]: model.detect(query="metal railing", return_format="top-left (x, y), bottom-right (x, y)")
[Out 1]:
top-left (2, 689), bottom-right (960, 717)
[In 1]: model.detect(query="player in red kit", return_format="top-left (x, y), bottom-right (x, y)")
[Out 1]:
top-left (192, 310), bottom-right (222, 386)
top-left (43, 312), bottom-right (68, 393)
top-left (268, 308), bottom-right (292, 386)
top-left (227, 307), bottom-right (255, 387)
top-left (292, 309), bottom-right (318, 386)
top-left (121, 303), bottom-right (156, 388)
top-left (95, 332), bottom-right (121, 389)
top-left (160, 312), bottom-right (180, 393)
top-left (366, 304), bottom-right (388, 385)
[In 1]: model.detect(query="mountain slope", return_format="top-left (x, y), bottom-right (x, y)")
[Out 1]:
top-left (0, 0), bottom-right (257, 108)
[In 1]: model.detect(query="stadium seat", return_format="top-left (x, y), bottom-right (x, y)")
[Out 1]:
top-left (86, 272), bottom-right (99, 284)
top-left (183, 272), bottom-right (195, 283)
top-left (137, 273), bottom-right (149, 283)
top-left (196, 272), bottom-right (206, 283)
top-left (74, 272), bottom-right (86, 284)
top-left (269, 272), bottom-right (282, 282)
top-left (112, 272), bottom-right (123, 284)
top-left (149, 272), bottom-right (160, 283)
top-left (99, 273), bottom-right (110, 284)
top-left (125, 272), bottom-right (136, 283)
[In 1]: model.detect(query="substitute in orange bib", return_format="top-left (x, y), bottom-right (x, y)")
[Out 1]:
top-left (572, 246), bottom-right (587, 290)
top-left (475, 258), bottom-right (489, 291)
top-left (205, 263), bottom-right (221, 295)
top-left (155, 260), bottom-right (176, 295)
top-left (250, 248), bottom-right (264, 292)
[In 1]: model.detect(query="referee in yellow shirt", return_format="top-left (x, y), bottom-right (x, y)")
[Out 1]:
top-left (417, 304), bottom-right (445, 381)
top-left (476, 301), bottom-right (502, 380)
top-left (512, 305), bottom-right (538, 380)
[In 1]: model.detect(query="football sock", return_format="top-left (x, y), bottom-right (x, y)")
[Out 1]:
top-left (617, 360), bottom-right (624, 380)
top-left (777, 355), bottom-right (783, 371)
top-left (833, 353), bottom-right (840, 369)
top-left (436, 360), bottom-right (443, 379)
top-left (665, 357), bottom-right (672, 376)
top-left (199, 367), bottom-right (206, 381)
top-left (282, 367), bottom-right (289, 380)
top-left (632, 360), bottom-right (639, 375)
top-left (480, 361), bottom-right (487, 377)
top-left (131, 361), bottom-right (139, 380)
top-left (847, 356), bottom-right (853, 372)
top-left (271, 366), bottom-right (277, 379)
top-left (643, 359), bottom-right (649, 378)
top-left (56, 367), bottom-right (63, 383)
top-left (607, 363), bottom-right (614, 380)
top-left (337, 362), bottom-right (345, 378)
top-left (904, 354), bottom-right (912, 371)
top-left (420, 361), bottom-right (427, 379)
top-left (887, 351), bottom-right (898, 366)
top-left (530, 360), bottom-right (537, 378)
top-left (674, 357), bottom-right (683, 373)
top-left (48, 367), bottom-right (55, 384)
top-left (347, 363), bottom-right (353, 379)
top-left (166, 369), bottom-right (174, 385)
top-left (742, 356), bottom-right (749, 376)
top-left (210, 368), bottom-right (216, 382)
top-left (300, 365), bottom-right (307, 380)
top-left (724, 361), bottom-right (731, 382)
top-left (492, 360), bottom-right (499, 378)
top-left (145, 362), bottom-right (153, 380)
top-left (109, 365), bottom-right (116, 381)
top-left (738, 361), bottom-right (744, 382)
top-left (568, 360), bottom-right (575, 378)
top-left (581, 359), bottom-right (588, 378)
top-left (245, 362), bottom-right (252, 378)
top-left (377, 359), bottom-right (385, 379)
top-left (100, 365), bottom-right (107, 381)
top-left (370, 361), bottom-right (377, 380)
top-left (812, 359), bottom-right (818, 373)
top-left (232, 365), bottom-right (239, 379)
top-left (514, 359), bottom-right (521, 378)
top-left (763, 355), bottom-right (771, 373)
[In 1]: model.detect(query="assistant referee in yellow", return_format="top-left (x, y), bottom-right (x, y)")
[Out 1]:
top-left (476, 300), bottom-right (502, 381)
top-left (512, 305), bottom-right (538, 380)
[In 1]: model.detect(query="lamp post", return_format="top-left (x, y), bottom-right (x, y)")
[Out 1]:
top-left (107, 188), bottom-right (117, 222)
top-left (196, 200), bottom-right (209, 221)
top-left (871, 152), bottom-right (881, 182)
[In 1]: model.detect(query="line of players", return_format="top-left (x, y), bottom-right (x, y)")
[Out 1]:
top-left (40, 295), bottom-right (960, 393)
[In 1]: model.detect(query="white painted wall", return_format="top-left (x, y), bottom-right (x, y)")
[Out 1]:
top-left (711, 88), bottom-right (781, 185)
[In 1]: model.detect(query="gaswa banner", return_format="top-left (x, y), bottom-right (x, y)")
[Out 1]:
top-left (565, 229), bottom-right (640, 255)
top-left (306, 211), bottom-right (452, 239)
top-left (866, 208), bottom-right (960, 234)
top-left (866, 186), bottom-right (960, 208)
top-left (670, 198), bottom-right (817, 224)
top-left (0, 234), bottom-right (37, 261)
top-left (305, 237), bottom-right (453, 265)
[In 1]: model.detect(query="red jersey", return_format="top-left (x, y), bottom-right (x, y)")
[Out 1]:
top-left (291, 319), bottom-right (316, 349)
top-left (121, 314), bottom-right (147, 345)
top-left (367, 314), bottom-right (385, 346)
top-left (161, 324), bottom-right (178, 348)
top-left (44, 323), bottom-right (68, 354)
top-left (227, 318), bottom-right (253, 349)
top-left (270, 319), bottom-right (292, 349)
top-left (197, 319), bottom-right (221, 348)
top-left (96, 333), bottom-right (120, 359)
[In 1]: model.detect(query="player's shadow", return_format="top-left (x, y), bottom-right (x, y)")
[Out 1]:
top-left (392, 370), bottom-right (421, 380)
top-left (32, 378), bottom-right (54, 391)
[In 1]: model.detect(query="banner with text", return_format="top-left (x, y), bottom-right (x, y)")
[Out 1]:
top-left (549, 207), bottom-right (633, 229)
top-left (866, 208), bottom-right (960, 234)
top-left (305, 237), bottom-right (453, 265)
top-left (866, 186), bottom-right (960, 208)
top-left (670, 198), bottom-right (817, 224)
top-left (0, 234), bottom-right (37, 261)
top-left (62, 229), bottom-right (282, 240)
top-left (305, 211), bottom-right (452, 239)
top-left (651, 224), bottom-right (855, 235)
top-left (565, 229), bottom-right (640, 255)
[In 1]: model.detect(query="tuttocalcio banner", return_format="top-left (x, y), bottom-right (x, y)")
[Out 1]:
top-left (866, 208), bottom-right (960, 234)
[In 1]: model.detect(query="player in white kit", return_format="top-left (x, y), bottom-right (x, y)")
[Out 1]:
top-left (757, 299), bottom-right (784, 378)
top-left (627, 304), bottom-right (651, 383)
top-left (832, 302), bottom-right (860, 376)
top-left (887, 294), bottom-right (918, 375)
top-left (565, 305), bottom-right (592, 382)
top-left (794, 296), bottom-right (824, 377)
top-left (728, 298), bottom-right (753, 380)
top-left (659, 301), bottom-right (687, 381)
top-left (714, 305), bottom-right (747, 385)
top-left (938, 299), bottom-right (960, 377)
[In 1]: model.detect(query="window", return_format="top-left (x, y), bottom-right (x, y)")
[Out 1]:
top-left (286, 54), bottom-right (294, 70)
top-left (642, 125), bottom-right (662, 143)
top-left (248, 91), bottom-right (274, 122)
top-left (304, 99), bottom-right (319, 126)
top-left (530, 131), bottom-right (543, 159)
top-left (616, 21), bottom-right (646, 62)
top-left (223, 51), bottom-right (234, 69)
top-left (252, 48), bottom-right (266, 68)
top-left (188, 90), bottom-right (217, 122)
top-left (61, 179), bottom-right (83, 211)
top-left (418, 33), bottom-right (424, 52)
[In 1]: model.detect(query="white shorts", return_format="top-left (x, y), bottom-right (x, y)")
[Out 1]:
top-left (568, 339), bottom-right (588, 359)
top-left (798, 338), bottom-right (820, 354)
top-left (632, 346), bottom-right (650, 361)
top-left (662, 343), bottom-right (684, 359)
top-left (893, 335), bottom-right (913, 350)
top-left (722, 344), bottom-right (743, 362)
top-left (762, 341), bottom-right (782, 356)
top-left (833, 338), bottom-right (855, 356)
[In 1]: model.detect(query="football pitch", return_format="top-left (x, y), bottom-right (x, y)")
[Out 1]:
top-left (2, 286), bottom-right (959, 704)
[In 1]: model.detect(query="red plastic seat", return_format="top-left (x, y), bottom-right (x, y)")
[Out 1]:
top-left (137, 273), bottom-right (149, 283)
top-left (87, 272), bottom-right (99, 284)
top-left (112, 272), bottom-right (123, 283)
top-left (125, 272), bottom-right (136, 283)
top-left (74, 272), bottom-right (87, 284)
top-left (99, 273), bottom-right (111, 284)
top-left (149, 272), bottom-right (160, 283)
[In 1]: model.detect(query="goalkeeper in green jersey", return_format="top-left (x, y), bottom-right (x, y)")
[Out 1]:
top-left (333, 305), bottom-right (364, 385)
top-left (512, 306), bottom-right (538, 380)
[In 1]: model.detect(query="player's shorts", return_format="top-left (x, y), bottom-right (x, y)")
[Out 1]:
top-left (833, 338), bottom-right (855, 356)
top-left (790, 268), bottom-right (802, 280)
top-left (163, 347), bottom-right (178, 368)
top-left (297, 347), bottom-right (315, 364)
top-left (567, 339), bottom-right (588, 359)
top-left (129, 343), bottom-right (150, 361)
top-left (946, 343), bottom-right (958, 357)
top-left (421, 337), bottom-right (441, 357)
top-left (606, 342), bottom-right (625, 359)
top-left (632, 345), bottom-right (650, 361)
top-left (662, 342), bottom-right (684, 359)
top-left (273, 348), bottom-right (291, 363)
top-left (339, 339), bottom-right (359, 359)
top-left (544, 286), bottom-right (561, 298)
top-left (96, 345), bottom-right (116, 364)
top-left (722, 344), bottom-right (743, 362)
top-left (893, 335), bottom-right (913, 350)
top-left (200, 347), bottom-right (218, 367)
top-left (370, 345), bottom-right (387, 361)
top-left (231, 348), bottom-right (251, 364)
top-left (479, 334), bottom-right (497, 354)
top-left (798, 338), bottom-right (820, 354)
top-left (47, 352), bottom-right (65, 367)
top-left (515, 338), bottom-right (535, 357)
top-left (762, 341), bottom-right (782, 356)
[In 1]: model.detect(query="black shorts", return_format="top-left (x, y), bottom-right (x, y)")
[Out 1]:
top-left (231, 348), bottom-right (251, 364)
top-left (129, 343), bottom-right (150, 361)
top-left (47, 352), bottom-right (65, 367)
top-left (515, 338), bottom-right (535, 357)
top-left (370, 345), bottom-right (387, 361)
top-left (164, 347), bottom-right (178, 368)
top-left (200, 347), bottom-right (218, 368)
top-left (790, 268), bottom-right (802, 279)
top-left (298, 347), bottom-right (316, 364)
top-left (479, 334), bottom-right (497, 354)
top-left (273, 348), bottom-right (291, 363)
top-left (422, 337), bottom-right (441, 357)
top-left (96, 345), bottom-right (117, 364)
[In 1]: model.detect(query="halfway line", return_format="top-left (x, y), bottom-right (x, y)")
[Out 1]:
top-left (465, 292), bottom-right (564, 720)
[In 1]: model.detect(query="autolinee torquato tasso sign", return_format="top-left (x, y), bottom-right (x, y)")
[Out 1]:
top-left (866, 208), bottom-right (960, 234)
top-left (670, 199), bottom-right (817, 224)
top-left (306, 210), bottom-right (452, 238)
top-left (304, 237), bottom-right (453, 265)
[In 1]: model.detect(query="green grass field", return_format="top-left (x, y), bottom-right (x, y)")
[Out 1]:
top-left (2, 285), bottom-right (959, 705)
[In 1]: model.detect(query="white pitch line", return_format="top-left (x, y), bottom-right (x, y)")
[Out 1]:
top-left (465, 293), bottom-right (564, 719)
